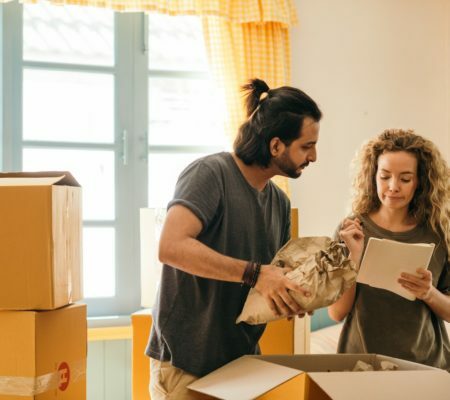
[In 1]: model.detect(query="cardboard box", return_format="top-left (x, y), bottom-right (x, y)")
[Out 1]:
top-left (131, 310), bottom-right (296, 400)
top-left (188, 354), bottom-right (450, 400)
top-left (258, 319), bottom-right (294, 355)
top-left (0, 303), bottom-right (87, 399)
top-left (0, 172), bottom-right (82, 310)
top-left (131, 309), bottom-right (153, 400)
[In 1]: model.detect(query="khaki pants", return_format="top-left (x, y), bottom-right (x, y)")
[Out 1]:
top-left (149, 358), bottom-right (205, 400)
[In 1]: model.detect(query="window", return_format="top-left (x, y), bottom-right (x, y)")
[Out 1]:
top-left (0, 1), bottom-right (226, 316)
top-left (146, 13), bottom-right (226, 208)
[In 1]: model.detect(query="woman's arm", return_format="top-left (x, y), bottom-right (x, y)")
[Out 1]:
top-left (424, 291), bottom-right (450, 322)
top-left (398, 269), bottom-right (450, 322)
top-left (328, 283), bottom-right (357, 322)
top-left (328, 218), bottom-right (364, 322)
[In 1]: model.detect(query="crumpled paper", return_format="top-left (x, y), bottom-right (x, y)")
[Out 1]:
top-left (236, 237), bottom-right (357, 325)
top-left (352, 360), bottom-right (374, 371)
top-left (351, 360), bottom-right (399, 371)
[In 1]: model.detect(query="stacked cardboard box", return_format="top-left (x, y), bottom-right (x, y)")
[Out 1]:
top-left (0, 172), bottom-right (86, 400)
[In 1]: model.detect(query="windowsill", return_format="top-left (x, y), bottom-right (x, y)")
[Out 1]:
top-left (87, 315), bottom-right (132, 341)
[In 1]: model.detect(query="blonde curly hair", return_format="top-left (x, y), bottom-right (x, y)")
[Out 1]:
top-left (352, 129), bottom-right (450, 259)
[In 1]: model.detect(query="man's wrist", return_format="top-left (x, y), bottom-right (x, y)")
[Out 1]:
top-left (241, 261), bottom-right (262, 287)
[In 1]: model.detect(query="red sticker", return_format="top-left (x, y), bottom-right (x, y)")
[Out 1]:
top-left (58, 362), bottom-right (70, 391)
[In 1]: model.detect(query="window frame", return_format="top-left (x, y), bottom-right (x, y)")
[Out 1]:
top-left (0, 1), bottom-right (224, 317)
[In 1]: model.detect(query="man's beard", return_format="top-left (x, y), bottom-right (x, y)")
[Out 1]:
top-left (273, 153), bottom-right (309, 179)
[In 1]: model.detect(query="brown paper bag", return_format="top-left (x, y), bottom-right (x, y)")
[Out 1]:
top-left (236, 237), bottom-right (357, 325)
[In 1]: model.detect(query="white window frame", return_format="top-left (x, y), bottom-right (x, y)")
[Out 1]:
top-left (0, 1), bottom-right (224, 317)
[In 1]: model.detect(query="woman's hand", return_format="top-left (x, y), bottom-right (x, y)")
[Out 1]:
top-left (398, 268), bottom-right (433, 301)
top-left (339, 218), bottom-right (365, 265)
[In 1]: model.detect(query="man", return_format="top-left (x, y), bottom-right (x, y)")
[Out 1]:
top-left (147, 78), bottom-right (322, 399)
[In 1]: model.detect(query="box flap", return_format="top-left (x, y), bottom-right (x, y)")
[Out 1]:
top-left (308, 370), bottom-right (450, 400)
top-left (188, 356), bottom-right (303, 400)
top-left (0, 171), bottom-right (80, 187)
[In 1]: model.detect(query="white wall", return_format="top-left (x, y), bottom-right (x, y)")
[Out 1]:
top-left (290, 0), bottom-right (450, 236)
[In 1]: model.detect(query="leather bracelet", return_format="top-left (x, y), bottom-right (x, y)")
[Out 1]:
top-left (250, 262), bottom-right (262, 288)
top-left (241, 261), bottom-right (255, 287)
top-left (241, 261), bottom-right (262, 288)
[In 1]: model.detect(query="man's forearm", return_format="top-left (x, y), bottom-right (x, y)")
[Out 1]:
top-left (159, 236), bottom-right (247, 282)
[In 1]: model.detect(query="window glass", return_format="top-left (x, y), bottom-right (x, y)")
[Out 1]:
top-left (23, 147), bottom-right (115, 221)
top-left (148, 77), bottom-right (226, 146)
top-left (23, 69), bottom-right (114, 144)
top-left (23, 2), bottom-right (114, 66)
top-left (148, 13), bottom-right (207, 71)
top-left (148, 152), bottom-right (205, 208)
top-left (83, 227), bottom-right (115, 298)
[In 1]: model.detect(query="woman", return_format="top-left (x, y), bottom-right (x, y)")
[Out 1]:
top-left (329, 129), bottom-right (450, 370)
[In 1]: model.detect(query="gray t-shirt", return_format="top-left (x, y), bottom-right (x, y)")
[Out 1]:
top-left (338, 214), bottom-right (450, 371)
top-left (146, 152), bottom-right (291, 376)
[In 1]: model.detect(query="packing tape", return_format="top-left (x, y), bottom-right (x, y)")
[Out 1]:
top-left (0, 360), bottom-right (85, 396)
top-left (67, 190), bottom-right (73, 304)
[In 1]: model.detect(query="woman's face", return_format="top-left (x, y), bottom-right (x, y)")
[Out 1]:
top-left (375, 151), bottom-right (418, 212)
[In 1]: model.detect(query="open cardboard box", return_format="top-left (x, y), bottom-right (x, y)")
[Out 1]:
top-left (0, 171), bottom-right (82, 310)
top-left (188, 354), bottom-right (450, 400)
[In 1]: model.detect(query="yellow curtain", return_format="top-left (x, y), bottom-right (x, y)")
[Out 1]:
top-left (202, 16), bottom-right (293, 193)
top-left (2, 0), bottom-right (297, 193)
top-left (1, 0), bottom-right (297, 22)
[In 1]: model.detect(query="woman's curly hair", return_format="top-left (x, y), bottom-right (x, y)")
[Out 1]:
top-left (352, 129), bottom-right (450, 259)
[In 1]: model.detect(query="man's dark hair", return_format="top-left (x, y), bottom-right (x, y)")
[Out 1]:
top-left (234, 78), bottom-right (322, 167)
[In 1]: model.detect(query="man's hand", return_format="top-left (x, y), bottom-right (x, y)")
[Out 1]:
top-left (398, 268), bottom-right (433, 301)
top-left (254, 265), bottom-right (310, 317)
top-left (339, 218), bottom-right (365, 265)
